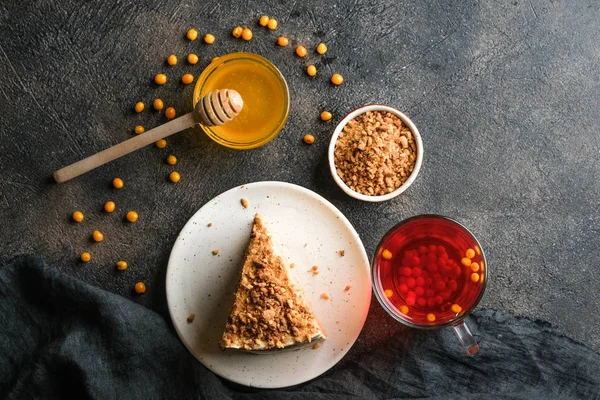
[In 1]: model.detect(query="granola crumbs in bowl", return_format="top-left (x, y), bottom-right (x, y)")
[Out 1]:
top-left (328, 105), bottom-right (423, 202)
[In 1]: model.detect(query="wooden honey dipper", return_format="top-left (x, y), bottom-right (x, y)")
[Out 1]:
top-left (53, 89), bottom-right (243, 183)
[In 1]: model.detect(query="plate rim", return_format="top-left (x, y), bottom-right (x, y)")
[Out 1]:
top-left (165, 181), bottom-right (371, 388)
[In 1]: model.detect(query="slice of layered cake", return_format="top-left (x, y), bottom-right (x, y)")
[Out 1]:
top-left (220, 213), bottom-right (326, 351)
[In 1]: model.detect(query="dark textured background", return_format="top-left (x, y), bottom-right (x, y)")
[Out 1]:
top-left (1, 0), bottom-right (599, 361)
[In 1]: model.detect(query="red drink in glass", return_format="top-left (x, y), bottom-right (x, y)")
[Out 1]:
top-left (373, 215), bottom-right (487, 332)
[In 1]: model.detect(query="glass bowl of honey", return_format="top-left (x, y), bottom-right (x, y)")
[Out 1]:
top-left (193, 52), bottom-right (290, 149)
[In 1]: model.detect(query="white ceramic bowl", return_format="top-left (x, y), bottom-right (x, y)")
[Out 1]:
top-left (328, 105), bottom-right (423, 202)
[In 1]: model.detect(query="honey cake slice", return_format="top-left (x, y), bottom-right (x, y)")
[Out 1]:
top-left (220, 213), bottom-right (326, 351)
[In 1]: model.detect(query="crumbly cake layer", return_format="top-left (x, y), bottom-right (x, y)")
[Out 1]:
top-left (220, 213), bottom-right (326, 351)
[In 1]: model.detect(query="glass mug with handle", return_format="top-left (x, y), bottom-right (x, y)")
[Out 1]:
top-left (372, 215), bottom-right (487, 355)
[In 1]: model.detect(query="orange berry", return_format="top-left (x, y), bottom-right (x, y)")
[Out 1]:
top-left (307, 65), bottom-right (317, 76)
top-left (134, 125), bottom-right (145, 134)
top-left (426, 313), bottom-right (436, 322)
top-left (331, 73), bottom-right (344, 85)
top-left (470, 262), bottom-right (480, 272)
top-left (480, 260), bottom-right (485, 271)
top-left (475, 245), bottom-right (481, 255)
top-left (466, 248), bottom-right (475, 259)
top-left (155, 139), bottom-right (167, 149)
top-left (451, 304), bottom-right (463, 313)
top-left (154, 73), bottom-right (167, 85)
top-left (232, 26), bottom-right (242, 38)
top-left (116, 261), bottom-right (128, 271)
top-left (166, 155), bottom-right (177, 165)
top-left (167, 54), bottom-right (177, 66)
top-left (382, 249), bottom-right (393, 260)
top-left (267, 18), bottom-right (278, 30)
top-left (384, 289), bottom-right (393, 298)
top-left (134, 102), bottom-right (144, 113)
top-left (126, 211), bottom-right (138, 223)
top-left (471, 273), bottom-right (480, 283)
top-left (296, 45), bottom-right (307, 57)
top-left (187, 53), bottom-right (199, 64)
top-left (80, 252), bottom-right (91, 262)
top-left (92, 230), bottom-right (104, 242)
top-left (320, 111), bottom-right (332, 121)
top-left (134, 281), bottom-right (146, 294)
top-left (316, 43), bottom-right (327, 54)
top-left (399, 305), bottom-right (409, 314)
top-left (153, 98), bottom-right (164, 111)
top-left (241, 28), bottom-right (253, 41)
top-left (461, 257), bottom-right (472, 267)
top-left (259, 15), bottom-right (269, 26)
top-left (181, 74), bottom-right (194, 84)
top-left (303, 134), bottom-right (315, 144)
top-left (204, 33), bottom-right (215, 44)
top-left (112, 178), bottom-right (124, 189)
top-left (165, 107), bottom-right (176, 119)
top-left (104, 201), bottom-right (116, 213)
top-left (72, 211), bottom-right (84, 223)
top-left (186, 28), bottom-right (198, 41)
top-left (277, 36), bottom-right (289, 46)
top-left (169, 171), bottom-right (181, 183)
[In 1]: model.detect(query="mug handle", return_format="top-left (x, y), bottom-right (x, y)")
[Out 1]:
top-left (453, 320), bottom-right (479, 355)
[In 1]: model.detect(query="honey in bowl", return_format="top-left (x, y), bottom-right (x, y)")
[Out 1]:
top-left (193, 52), bottom-right (290, 149)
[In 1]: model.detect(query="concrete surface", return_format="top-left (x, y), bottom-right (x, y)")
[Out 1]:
top-left (1, 0), bottom-right (599, 359)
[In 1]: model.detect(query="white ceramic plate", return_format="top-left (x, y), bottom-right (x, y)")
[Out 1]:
top-left (166, 181), bottom-right (371, 388)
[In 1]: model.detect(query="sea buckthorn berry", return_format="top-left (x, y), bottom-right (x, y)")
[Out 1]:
top-left (204, 33), bottom-right (215, 44)
top-left (384, 289), bottom-right (393, 298)
top-left (480, 260), bottom-right (485, 271)
top-left (165, 107), bottom-right (176, 119)
top-left (475, 245), bottom-right (481, 255)
top-left (470, 262), bottom-right (480, 272)
top-left (166, 155), bottom-right (177, 165)
top-left (116, 261), bottom-right (128, 271)
top-left (134, 125), bottom-right (145, 134)
top-left (316, 42), bottom-right (327, 54)
top-left (399, 305), bottom-right (409, 314)
top-left (466, 248), bottom-right (476, 259)
top-left (259, 15), bottom-right (269, 26)
top-left (471, 272), bottom-right (480, 283)
top-left (320, 111), bottom-right (332, 121)
top-left (307, 65), bottom-right (317, 76)
top-left (154, 73), bottom-right (167, 85)
top-left (169, 171), bottom-right (181, 183)
top-left (303, 134), bottom-right (315, 144)
top-left (112, 178), bottom-right (124, 189)
top-left (451, 304), bottom-right (463, 313)
top-left (187, 53), bottom-right (199, 64)
top-left (232, 26), bottom-right (243, 38)
top-left (155, 139), bottom-right (167, 149)
top-left (92, 230), bottom-right (103, 242)
top-left (426, 313), bottom-right (436, 322)
top-left (277, 36), bottom-right (289, 46)
top-left (186, 28), bottom-right (198, 41)
top-left (296, 45), bottom-right (307, 57)
top-left (241, 28), bottom-right (253, 41)
top-left (480, 274), bottom-right (485, 284)
top-left (461, 257), bottom-right (472, 267)
top-left (181, 73), bottom-right (194, 84)
top-left (135, 282), bottom-right (146, 294)
top-left (72, 211), bottom-right (84, 223)
top-left (81, 252), bottom-right (91, 262)
top-left (331, 73), bottom-right (344, 85)
top-left (382, 249), bottom-right (393, 260)
top-left (267, 18), bottom-right (278, 30)
top-left (126, 211), bottom-right (138, 223)
top-left (167, 54), bottom-right (177, 66)
top-left (134, 102), bottom-right (144, 113)
top-left (104, 201), bottom-right (116, 213)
